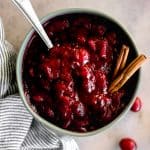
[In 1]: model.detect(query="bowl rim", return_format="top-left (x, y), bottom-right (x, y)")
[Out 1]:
top-left (16, 8), bottom-right (140, 137)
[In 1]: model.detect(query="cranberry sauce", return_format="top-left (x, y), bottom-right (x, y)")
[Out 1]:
top-left (23, 13), bottom-right (139, 132)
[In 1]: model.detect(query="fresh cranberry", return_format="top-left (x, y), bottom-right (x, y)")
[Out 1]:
top-left (131, 97), bottom-right (142, 112)
top-left (119, 138), bottom-right (137, 150)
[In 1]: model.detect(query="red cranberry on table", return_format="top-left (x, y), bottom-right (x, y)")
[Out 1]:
top-left (119, 138), bottom-right (137, 150)
top-left (131, 97), bottom-right (142, 112)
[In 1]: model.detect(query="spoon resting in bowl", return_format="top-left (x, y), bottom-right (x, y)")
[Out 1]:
top-left (12, 0), bottom-right (53, 49)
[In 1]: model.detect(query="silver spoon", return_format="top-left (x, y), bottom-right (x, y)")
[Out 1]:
top-left (12, 0), bottom-right (53, 49)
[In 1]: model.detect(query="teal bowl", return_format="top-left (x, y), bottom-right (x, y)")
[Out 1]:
top-left (16, 8), bottom-right (140, 137)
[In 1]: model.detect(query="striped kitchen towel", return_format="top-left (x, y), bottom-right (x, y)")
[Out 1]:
top-left (0, 17), bottom-right (79, 150)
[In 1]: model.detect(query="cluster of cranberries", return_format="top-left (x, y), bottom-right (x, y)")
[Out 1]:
top-left (23, 14), bottom-right (132, 132)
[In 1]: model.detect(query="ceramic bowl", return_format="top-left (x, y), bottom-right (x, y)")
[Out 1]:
top-left (16, 8), bottom-right (140, 136)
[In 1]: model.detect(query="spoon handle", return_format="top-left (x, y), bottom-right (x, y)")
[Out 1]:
top-left (12, 0), bottom-right (53, 49)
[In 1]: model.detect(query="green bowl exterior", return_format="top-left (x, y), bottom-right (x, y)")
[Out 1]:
top-left (16, 8), bottom-right (140, 137)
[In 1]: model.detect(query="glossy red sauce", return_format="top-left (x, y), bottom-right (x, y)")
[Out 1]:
top-left (23, 13), bottom-right (139, 132)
